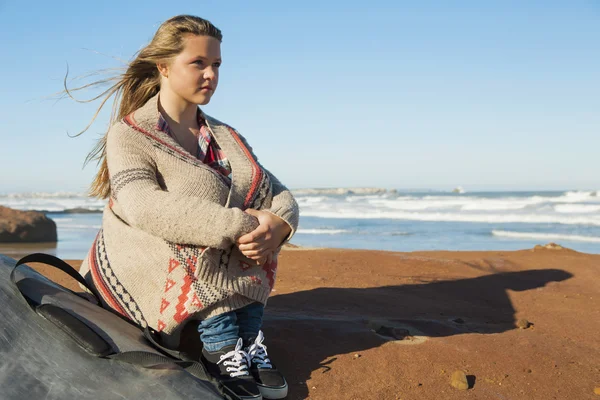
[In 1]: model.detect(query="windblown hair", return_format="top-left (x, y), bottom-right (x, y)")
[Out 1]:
top-left (63, 15), bottom-right (222, 199)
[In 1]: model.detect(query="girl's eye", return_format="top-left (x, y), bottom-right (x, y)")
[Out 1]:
top-left (194, 60), bottom-right (220, 68)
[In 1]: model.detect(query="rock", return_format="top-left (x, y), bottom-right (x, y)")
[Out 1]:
top-left (517, 319), bottom-right (531, 329)
top-left (373, 325), bottom-right (410, 340)
top-left (0, 206), bottom-right (57, 243)
top-left (594, 387), bottom-right (600, 396)
top-left (35, 207), bottom-right (102, 214)
top-left (451, 370), bottom-right (469, 390)
top-left (534, 242), bottom-right (565, 251)
top-left (62, 207), bottom-right (102, 214)
top-left (533, 242), bottom-right (568, 251)
top-left (544, 242), bottom-right (564, 250)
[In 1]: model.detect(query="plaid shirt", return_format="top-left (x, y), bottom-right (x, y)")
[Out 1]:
top-left (157, 111), bottom-right (233, 180)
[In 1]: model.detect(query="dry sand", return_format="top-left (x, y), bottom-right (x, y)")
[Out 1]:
top-left (21, 245), bottom-right (600, 399)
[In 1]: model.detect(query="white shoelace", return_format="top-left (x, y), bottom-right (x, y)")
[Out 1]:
top-left (217, 338), bottom-right (250, 378)
top-left (247, 330), bottom-right (272, 369)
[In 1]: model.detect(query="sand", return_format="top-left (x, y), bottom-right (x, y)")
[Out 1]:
top-left (19, 245), bottom-right (600, 399)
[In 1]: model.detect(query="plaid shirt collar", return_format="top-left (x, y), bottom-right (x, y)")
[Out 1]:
top-left (156, 109), bottom-right (232, 179)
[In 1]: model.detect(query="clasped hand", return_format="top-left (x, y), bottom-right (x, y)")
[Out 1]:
top-left (236, 209), bottom-right (291, 266)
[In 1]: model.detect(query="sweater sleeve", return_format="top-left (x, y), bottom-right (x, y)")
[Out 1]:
top-left (233, 129), bottom-right (300, 244)
top-left (106, 122), bottom-right (259, 249)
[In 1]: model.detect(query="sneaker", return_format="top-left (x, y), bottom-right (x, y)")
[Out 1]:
top-left (201, 337), bottom-right (262, 400)
top-left (246, 331), bottom-right (288, 399)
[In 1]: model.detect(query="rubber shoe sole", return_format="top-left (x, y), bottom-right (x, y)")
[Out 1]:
top-left (257, 380), bottom-right (288, 399)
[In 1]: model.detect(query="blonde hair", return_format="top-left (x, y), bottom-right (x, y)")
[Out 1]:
top-left (64, 15), bottom-right (222, 199)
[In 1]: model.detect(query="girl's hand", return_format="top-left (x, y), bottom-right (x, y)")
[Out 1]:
top-left (236, 209), bottom-right (291, 265)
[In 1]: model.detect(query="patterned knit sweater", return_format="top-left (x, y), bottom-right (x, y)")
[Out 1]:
top-left (78, 94), bottom-right (300, 348)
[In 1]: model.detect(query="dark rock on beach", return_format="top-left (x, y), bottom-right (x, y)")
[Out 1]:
top-left (0, 206), bottom-right (57, 243)
top-left (35, 207), bottom-right (103, 214)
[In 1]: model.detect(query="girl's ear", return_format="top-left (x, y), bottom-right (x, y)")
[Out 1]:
top-left (156, 62), bottom-right (169, 78)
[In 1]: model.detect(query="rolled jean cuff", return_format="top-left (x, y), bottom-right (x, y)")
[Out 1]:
top-left (202, 337), bottom-right (240, 353)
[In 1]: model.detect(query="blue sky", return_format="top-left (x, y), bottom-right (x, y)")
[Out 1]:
top-left (1, 1), bottom-right (599, 193)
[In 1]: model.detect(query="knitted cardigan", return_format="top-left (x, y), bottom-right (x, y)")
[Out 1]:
top-left (79, 94), bottom-right (300, 348)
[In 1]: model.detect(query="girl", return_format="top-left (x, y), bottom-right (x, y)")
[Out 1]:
top-left (73, 15), bottom-right (299, 400)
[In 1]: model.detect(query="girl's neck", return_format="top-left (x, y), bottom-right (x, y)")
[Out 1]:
top-left (157, 89), bottom-right (198, 129)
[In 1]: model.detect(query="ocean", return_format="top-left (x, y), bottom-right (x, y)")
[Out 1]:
top-left (1, 189), bottom-right (600, 259)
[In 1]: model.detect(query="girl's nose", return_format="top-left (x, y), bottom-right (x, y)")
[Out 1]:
top-left (204, 67), bottom-right (217, 80)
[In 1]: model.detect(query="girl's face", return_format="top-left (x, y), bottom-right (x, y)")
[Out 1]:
top-left (160, 34), bottom-right (221, 106)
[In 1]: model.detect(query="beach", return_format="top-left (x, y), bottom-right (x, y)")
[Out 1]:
top-left (18, 244), bottom-right (600, 400)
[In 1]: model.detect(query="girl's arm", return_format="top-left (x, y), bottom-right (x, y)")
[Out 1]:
top-left (233, 129), bottom-right (300, 244)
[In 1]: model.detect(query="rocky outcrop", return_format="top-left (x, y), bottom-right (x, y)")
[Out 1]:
top-left (533, 242), bottom-right (568, 251)
top-left (0, 206), bottom-right (57, 243)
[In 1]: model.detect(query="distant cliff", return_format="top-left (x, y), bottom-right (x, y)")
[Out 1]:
top-left (291, 188), bottom-right (397, 196)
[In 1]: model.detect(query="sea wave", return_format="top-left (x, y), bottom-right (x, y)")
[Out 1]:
top-left (295, 189), bottom-right (600, 226)
top-left (292, 188), bottom-right (392, 196)
top-left (553, 204), bottom-right (600, 214)
top-left (297, 192), bottom-right (600, 214)
top-left (380, 231), bottom-right (411, 236)
top-left (3, 190), bottom-right (600, 219)
top-left (54, 224), bottom-right (102, 230)
top-left (296, 228), bottom-right (351, 235)
top-left (300, 210), bottom-right (600, 226)
top-left (0, 192), bottom-right (106, 212)
top-left (0, 192), bottom-right (86, 199)
top-left (491, 230), bottom-right (600, 243)
top-left (295, 228), bottom-right (410, 236)
top-left (564, 190), bottom-right (599, 198)
top-left (2, 205), bottom-right (105, 213)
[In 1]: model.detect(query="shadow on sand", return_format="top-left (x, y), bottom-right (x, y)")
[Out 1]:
top-left (254, 268), bottom-right (567, 399)
top-left (178, 268), bottom-right (571, 399)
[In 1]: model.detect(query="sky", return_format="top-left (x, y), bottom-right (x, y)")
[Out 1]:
top-left (1, 0), bottom-right (599, 193)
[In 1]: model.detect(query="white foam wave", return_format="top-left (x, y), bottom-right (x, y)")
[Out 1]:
top-left (554, 204), bottom-right (600, 214)
top-left (300, 209), bottom-right (600, 226)
top-left (296, 190), bottom-right (600, 226)
top-left (564, 190), bottom-right (599, 198)
top-left (492, 230), bottom-right (600, 243)
top-left (0, 192), bottom-right (107, 212)
top-left (366, 194), bottom-right (600, 213)
top-left (296, 228), bottom-right (351, 235)
top-left (57, 224), bottom-right (102, 230)
top-left (296, 196), bottom-right (329, 205)
top-left (0, 191), bottom-right (85, 199)
top-left (295, 228), bottom-right (411, 236)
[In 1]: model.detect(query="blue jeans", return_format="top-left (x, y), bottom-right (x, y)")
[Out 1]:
top-left (198, 302), bottom-right (264, 352)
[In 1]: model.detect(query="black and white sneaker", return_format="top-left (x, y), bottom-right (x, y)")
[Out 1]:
top-left (201, 338), bottom-right (262, 400)
top-left (246, 331), bottom-right (288, 399)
